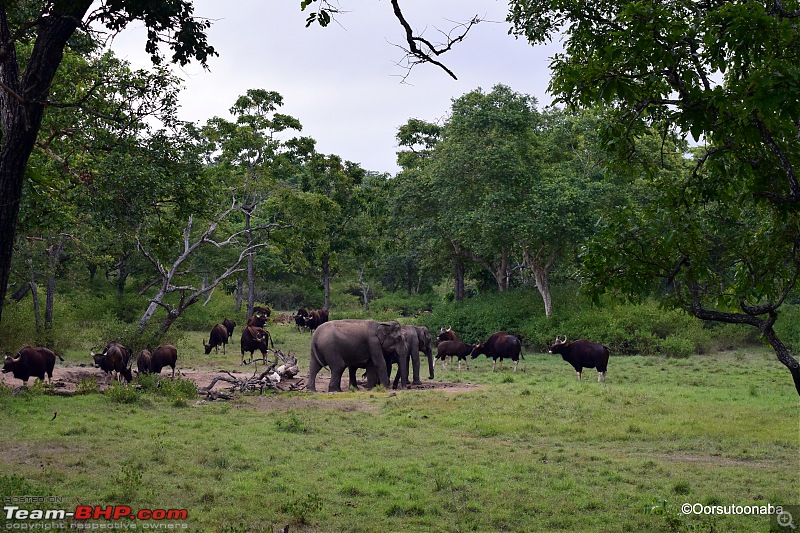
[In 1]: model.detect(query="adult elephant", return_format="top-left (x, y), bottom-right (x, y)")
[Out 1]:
top-left (307, 319), bottom-right (407, 392)
top-left (388, 325), bottom-right (433, 387)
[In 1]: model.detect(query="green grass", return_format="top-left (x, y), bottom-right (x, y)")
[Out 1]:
top-left (0, 338), bottom-right (797, 532)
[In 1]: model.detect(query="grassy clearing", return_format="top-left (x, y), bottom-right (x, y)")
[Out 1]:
top-left (0, 334), bottom-right (797, 532)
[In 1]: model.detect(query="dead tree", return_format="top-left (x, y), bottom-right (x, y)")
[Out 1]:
top-left (136, 199), bottom-right (272, 335)
top-left (201, 350), bottom-right (302, 399)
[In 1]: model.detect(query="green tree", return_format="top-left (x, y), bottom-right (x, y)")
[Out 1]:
top-left (520, 107), bottom-right (608, 316)
top-left (509, 0), bottom-right (800, 392)
top-left (432, 85), bottom-right (538, 294)
top-left (202, 89), bottom-right (304, 316)
top-left (391, 118), bottom-right (446, 296)
top-left (0, 0), bottom-right (214, 321)
top-left (12, 46), bottom-right (201, 331)
top-left (298, 153), bottom-right (366, 309)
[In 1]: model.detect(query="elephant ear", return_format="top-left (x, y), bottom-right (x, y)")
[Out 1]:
top-left (417, 326), bottom-right (431, 346)
top-left (376, 321), bottom-right (400, 345)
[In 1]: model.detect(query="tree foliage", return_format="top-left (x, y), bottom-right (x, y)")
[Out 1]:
top-left (395, 85), bottom-right (607, 314)
top-left (0, 0), bottom-right (216, 321)
top-left (509, 0), bottom-right (800, 393)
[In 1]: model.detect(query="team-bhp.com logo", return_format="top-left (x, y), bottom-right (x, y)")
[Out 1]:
top-left (5, 504), bottom-right (188, 521)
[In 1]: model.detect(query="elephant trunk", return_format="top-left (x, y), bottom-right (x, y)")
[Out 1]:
top-left (426, 348), bottom-right (434, 380)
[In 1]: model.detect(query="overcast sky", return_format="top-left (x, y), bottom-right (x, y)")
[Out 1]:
top-left (106, 1), bottom-right (561, 174)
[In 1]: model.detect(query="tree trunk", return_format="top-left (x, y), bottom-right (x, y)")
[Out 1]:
top-left (10, 283), bottom-right (30, 302)
top-left (45, 274), bottom-right (55, 330)
top-left (495, 249), bottom-right (509, 292)
top-left (29, 261), bottom-right (41, 331)
top-left (45, 235), bottom-right (67, 329)
top-left (406, 259), bottom-right (413, 295)
top-left (245, 206), bottom-right (255, 318)
top-left (0, 3), bottom-right (92, 322)
top-left (235, 278), bottom-right (243, 312)
top-left (322, 254), bottom-right (332, 310)
top-left (533, 267), bottom-right (553, 318)
top-left (464, 247), bottom-right (510, 292)
top-left (763, 325), bottom-right (800, 396)
top-left (453, 259), bottom-right (465, 301)
top-left (358, 267), bottom-right (370, 311)
top-left (138, 288), bottom-right (166, 333)
top-left (116, 253), bottom-right (129, 299)
top-left (523, 246), bottom-right (558, 318)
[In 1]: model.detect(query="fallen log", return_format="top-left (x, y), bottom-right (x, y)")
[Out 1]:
top-left (200, 350), bottom-right (303, 399)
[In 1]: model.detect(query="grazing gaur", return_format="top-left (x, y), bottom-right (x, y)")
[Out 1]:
top-left (204, 323), bottom-right (229, 355)
top-left (318, 308), bottom-right (329, 323)
top-left (240, 326), bottom-right (274, 364)
top-left (222, 318), bottom-right (236, 340)
top-left (149, 345), bottom-right (178, 377)
top-left (436, 340), bottom-right (475, 371)
top-left (91, 342), bottom-right (133, 383)
top-left (2, 346), bottom-right (62, 386)
top-left (136, 350), bottom-right (152, 375)
top-left (294, 308), bottom-right (310, 332)
top-left (471, 332), bottom-right (524, 372)
top-left (549, 336), bottom-right (610, 382)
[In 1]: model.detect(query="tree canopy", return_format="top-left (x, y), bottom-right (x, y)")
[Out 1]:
top-left (508, 0), bottom-right (800, 393)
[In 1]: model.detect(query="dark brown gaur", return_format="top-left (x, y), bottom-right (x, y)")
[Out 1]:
top-left (2, 346), bottom-right (62, 386)
top-left (150, 345), bottom-right (178, 377)
top-left (91, 342), bottom-right (132, 383)
top-left (137, 350), bottom-right (152, 375)
top-left (240, 326), bottom-right (273, 364)
top-left (549, 336), bottom-right (610, 382)
top-left (222, 318), bottom-right (236, 340)
top-left (435, 340), bottom-right (475, 371)
top-left (204, 323), bottom-right (229, 355)
top-left (471, 332), bottom-right (524, 372)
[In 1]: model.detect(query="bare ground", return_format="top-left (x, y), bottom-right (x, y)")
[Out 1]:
top-left (1, 364), bottom-right (481, 397)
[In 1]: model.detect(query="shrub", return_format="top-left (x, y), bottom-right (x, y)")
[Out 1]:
top-left (106, 381), bottom-right (140, 404)
top-left (76, 377), bottom-right (100, 395)
top-left (136, 373), bottom-right (197, 401)
top-left (275, 413), bottom-right (308, 434)
top-left (413, 286), bottom-right (770, 357)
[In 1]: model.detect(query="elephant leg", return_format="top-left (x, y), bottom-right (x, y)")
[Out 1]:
top-left (398, 351), bottom-right (409, 388)
top-left (328, 364), bottom-right (346, 393)
top-left (348, 367), bottom-right (360, 390)
top-left (307, 348), bottom-right (323, 392)
top-left (411, 351), bottom-right (421, 385)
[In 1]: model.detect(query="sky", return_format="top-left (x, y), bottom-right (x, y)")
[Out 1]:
top-left (105, 1), bottom-right (561, 175)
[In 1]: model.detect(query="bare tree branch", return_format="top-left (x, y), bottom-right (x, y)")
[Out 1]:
top-left (388, 0), bottom-right (480, 81)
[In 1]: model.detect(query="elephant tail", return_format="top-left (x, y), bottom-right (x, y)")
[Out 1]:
top-left (310, 342), bottom-right (327, 369)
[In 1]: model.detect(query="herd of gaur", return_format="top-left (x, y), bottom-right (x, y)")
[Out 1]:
top-left (1, 305), bottom-right (610, 392)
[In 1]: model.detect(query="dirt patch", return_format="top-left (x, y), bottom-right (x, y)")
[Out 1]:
top-left (646, 453), bottom-right (782, 469)
top-left (2, 365), bottom-right (482, 397)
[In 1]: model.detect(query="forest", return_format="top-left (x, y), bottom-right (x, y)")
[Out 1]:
top-left (0, 1), bottom-right (799, 394)
top-left (0, 2), bottom-right (798, 530)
